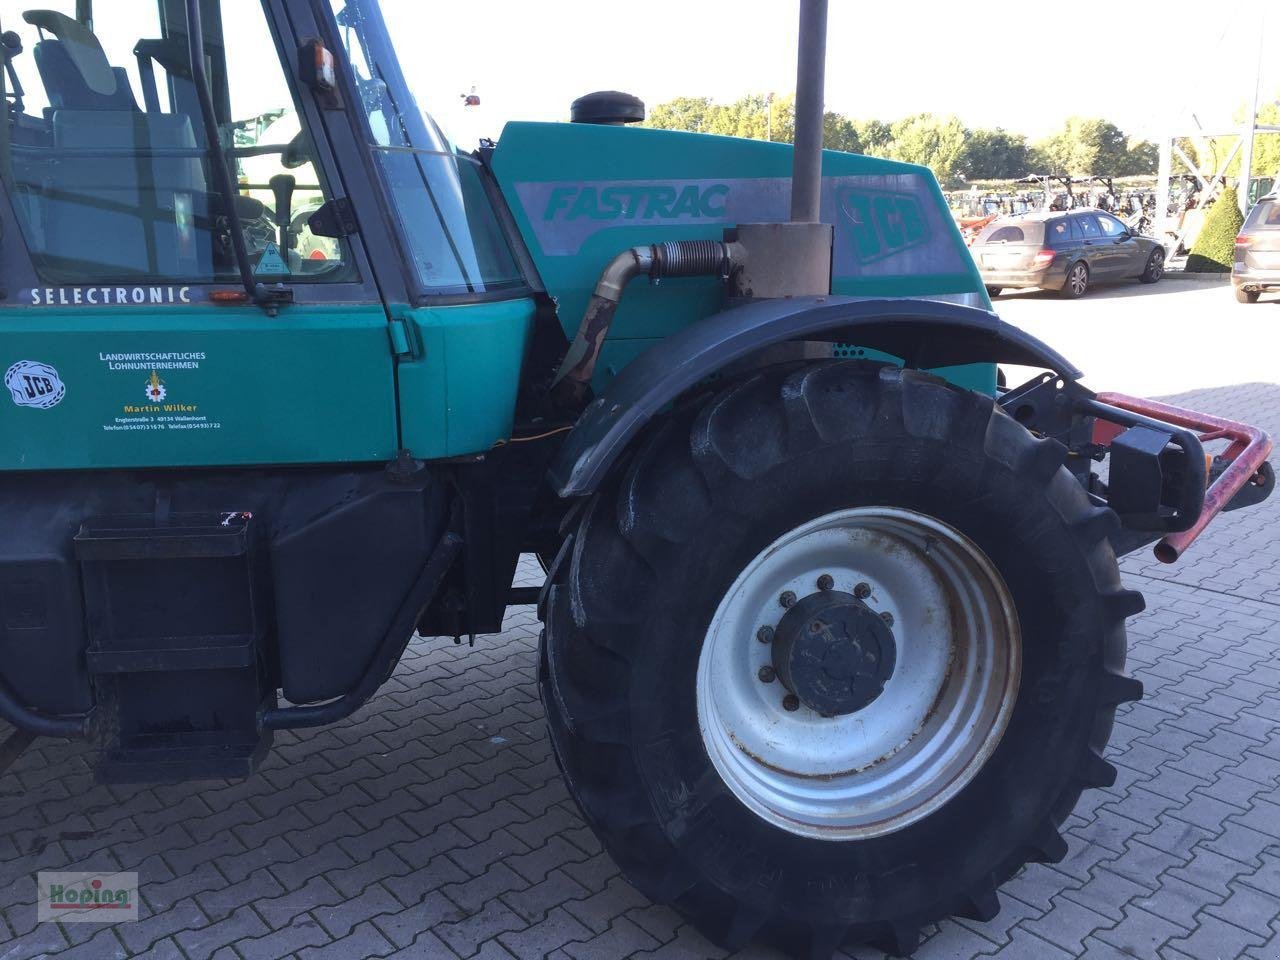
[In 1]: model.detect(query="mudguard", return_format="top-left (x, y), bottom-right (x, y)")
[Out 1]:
top-left (549, 296), bottom-right (1080, 497)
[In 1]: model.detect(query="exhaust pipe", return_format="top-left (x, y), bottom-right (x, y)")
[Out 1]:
top-left (790, 0), bottom-right (828, 224)
top-left (726, 0), bottom-right (833, 300)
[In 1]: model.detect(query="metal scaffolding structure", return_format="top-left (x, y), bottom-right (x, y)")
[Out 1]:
top-left (1155, 8), bottom-right (1275, 251)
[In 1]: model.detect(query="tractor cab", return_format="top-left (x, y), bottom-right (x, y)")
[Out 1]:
top-left (0, 0), bottom-right (543, 473)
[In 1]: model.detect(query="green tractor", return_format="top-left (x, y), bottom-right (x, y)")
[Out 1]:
top-left (0, 0), bottom-right (1273, 955)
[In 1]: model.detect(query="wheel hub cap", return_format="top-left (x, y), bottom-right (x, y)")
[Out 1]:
top-left (772, 590), bottom-right (896, 716)
top-left (696, 507), bottom-right (1021, 840)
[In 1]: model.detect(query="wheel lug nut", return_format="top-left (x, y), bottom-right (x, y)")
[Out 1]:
top-left (756, 625), bottom-right (774, 644)
top-left (816, 574), bottom-right (834, 591)
top-left (782, 694), bottom-right (800, 712)
top-left (854, 582), bottom-right (871, 599)
top-left (881, 611), bottom-right (895, 627)
top-left (779, 590), bottom-right (797, 608)
top-left (758, 665), bottom-right (776, 684)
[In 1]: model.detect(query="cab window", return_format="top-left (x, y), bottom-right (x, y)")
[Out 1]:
top-left (0, 0), bottom-right (352, 285)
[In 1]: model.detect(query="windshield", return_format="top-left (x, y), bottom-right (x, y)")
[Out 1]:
top-left (327, 1), bottom-right (523, 297)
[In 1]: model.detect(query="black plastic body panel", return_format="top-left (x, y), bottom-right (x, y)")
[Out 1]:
top-left (550, 296), bottom-right (1081, 496)
top-left (0, 465), bottom-right (449, 720)
top-left (273, 472), bottom-right (448, 701)
top-left (0, 520), bottom-right (90, 714)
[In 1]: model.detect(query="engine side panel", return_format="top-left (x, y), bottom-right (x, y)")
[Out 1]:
top-left (489, 122), bottom-right (994, 393)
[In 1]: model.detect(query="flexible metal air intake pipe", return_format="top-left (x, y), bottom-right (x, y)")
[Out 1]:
top-left (552, 240), bottom-right (745, 406)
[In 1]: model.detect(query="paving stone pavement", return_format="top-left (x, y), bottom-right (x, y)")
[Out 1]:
top-left (1, 382), bottom-right (1278, 960)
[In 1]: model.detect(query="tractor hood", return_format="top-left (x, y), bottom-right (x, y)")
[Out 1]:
top-left (488, 122), bottom-right (995, 392)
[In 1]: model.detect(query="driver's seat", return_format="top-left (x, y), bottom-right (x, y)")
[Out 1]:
top-left (23, 9), bottom-right (139, 112)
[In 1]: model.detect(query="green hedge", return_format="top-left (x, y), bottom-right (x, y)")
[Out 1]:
top-left (1186, 186), bottom-right (1244, 273)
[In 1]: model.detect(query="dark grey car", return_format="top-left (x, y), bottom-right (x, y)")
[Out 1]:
top-left (1233, 194), bottom-right (1280, 303)
top-left (974, 210), bottom-right (1166, 298)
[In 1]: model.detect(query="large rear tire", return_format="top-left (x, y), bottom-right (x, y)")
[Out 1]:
top-left (539, 362), bottom-right (1144, 957)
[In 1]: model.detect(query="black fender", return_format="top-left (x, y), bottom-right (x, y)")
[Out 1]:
top-left (549, 296), bottom-right (1080, 497)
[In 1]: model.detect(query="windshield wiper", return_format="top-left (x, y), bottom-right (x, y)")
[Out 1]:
top-left (184, 0), bottom-right (291, 313)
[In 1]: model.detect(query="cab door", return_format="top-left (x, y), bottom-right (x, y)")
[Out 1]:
top-left (0, 0), bottom-right (397, 471)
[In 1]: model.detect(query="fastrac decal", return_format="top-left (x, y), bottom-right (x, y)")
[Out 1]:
top-left (23, 286), bottom-right (200, 306)
top-left (515, 178), bottom-right (756, 256)
top-left (5, 360), bottom-right (66, 409)
top-left (513, 174), bottom-right (969, 276)
top-left (541, 183), bottom-right (729, 222)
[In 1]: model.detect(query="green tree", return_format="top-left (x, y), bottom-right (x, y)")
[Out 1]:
top-left (884, 113), bottom-right (969, 185)
top-left (965, 128), bottom-right (1030, 179)
top-left (704, 93), bottom-right (781, 141)
top-left (645, 96), bottom-right (719, 133)
top-left (822, 111), bottom-right (861, 153)
top-left (644, 95), bottom-right (860, 151)
top-left (1032, 117), bottom-right (1131, 174)
top-left (1250, 97), bottom-right (1280, 178)
top-left (1207, 93), bottom-right (1280, 181)
top-left (852, 118), bottom-right (893, 157)
top-left (1186, 186), bottom-right (1245, 273)
top-left (1120, 139), bottom-right (1159, 176)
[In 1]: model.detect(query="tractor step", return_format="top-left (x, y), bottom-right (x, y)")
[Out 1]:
top-left (92, 734), bottom-right (274, 783)
top-left (75, 512), bottom-right (276, 783)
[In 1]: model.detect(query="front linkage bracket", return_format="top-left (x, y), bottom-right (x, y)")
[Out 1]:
top-left (999, 372), bottom-right (1273, 562)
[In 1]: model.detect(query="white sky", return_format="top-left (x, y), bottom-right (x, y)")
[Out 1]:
top-left (388, 0), bottom-right (1277, 150)
top-left (5, 1), bottom-right (1273, 154)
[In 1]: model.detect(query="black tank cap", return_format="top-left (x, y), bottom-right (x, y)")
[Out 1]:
top-left (570, 91), bottom-right (645, 125)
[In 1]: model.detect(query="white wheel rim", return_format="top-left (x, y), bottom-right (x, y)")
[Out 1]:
top-left (1071, 267), bottom-right (1087, 294)
top-left (696, 507), bottom-right (1021, 840)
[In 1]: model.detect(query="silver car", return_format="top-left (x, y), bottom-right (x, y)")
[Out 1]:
top-left (1234, 194), bottom-right (1280, 303)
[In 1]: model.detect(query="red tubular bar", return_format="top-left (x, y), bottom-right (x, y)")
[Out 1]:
top-left (1095, 393), bottom-right (1273, 564)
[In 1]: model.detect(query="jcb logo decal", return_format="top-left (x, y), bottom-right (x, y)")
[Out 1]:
top-left (837, 188), bottom-right (930, 264)
top-left (5, 360), bottom-right (65, 410)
